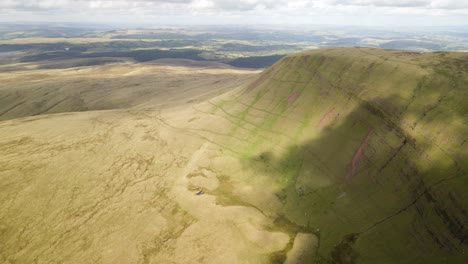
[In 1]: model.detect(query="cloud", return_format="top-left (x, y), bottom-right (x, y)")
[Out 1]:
top-left (328, 0), bottom-right (429, 7)
top-left (205, 0), bottom-right (287, 11)
top-left (2, 0), bottom-right (467, 12)
top-left (0, 1), bottom-right (192, 11)
top-left (0, 0), bottom-right (467, 24)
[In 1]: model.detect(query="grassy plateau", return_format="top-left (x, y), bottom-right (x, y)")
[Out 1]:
top-left (0, 47), bottom-right (467, 264)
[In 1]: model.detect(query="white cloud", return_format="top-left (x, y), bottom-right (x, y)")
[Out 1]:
top-left (0, 0), bottom-right (467, 25)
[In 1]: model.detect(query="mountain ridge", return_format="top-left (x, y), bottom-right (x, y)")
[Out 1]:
top-left (210, 47), bottom-right (467, 263)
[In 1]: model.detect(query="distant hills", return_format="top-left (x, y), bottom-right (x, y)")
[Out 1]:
top-left (1, 25), bottom-right (468, 72)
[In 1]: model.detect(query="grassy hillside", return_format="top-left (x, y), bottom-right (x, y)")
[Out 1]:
top-left (0, 61), bottom-right (258, 121)
top-left (0, 47), bottom-right (466, 264)
top-left (205, 47), bottom-right (468, 263)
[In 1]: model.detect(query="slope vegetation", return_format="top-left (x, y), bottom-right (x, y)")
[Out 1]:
top-left (206, 47), bottom-right (467, 263)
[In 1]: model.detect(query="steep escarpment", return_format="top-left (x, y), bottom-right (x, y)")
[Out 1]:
top-left (206, 47), bottom-right (467, 263)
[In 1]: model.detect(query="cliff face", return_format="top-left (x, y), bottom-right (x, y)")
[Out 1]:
top-left (218, 47), bottom-right (467, 263)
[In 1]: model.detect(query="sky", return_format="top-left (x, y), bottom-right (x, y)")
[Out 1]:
top-left (1, 0), bottom-right (468, 27)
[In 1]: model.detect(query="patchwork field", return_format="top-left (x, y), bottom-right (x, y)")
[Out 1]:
top-left (0, 47), bottom-right (467, 263)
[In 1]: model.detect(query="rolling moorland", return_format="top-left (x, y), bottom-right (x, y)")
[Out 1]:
top-left (0, 46), bottom-right (467, 264)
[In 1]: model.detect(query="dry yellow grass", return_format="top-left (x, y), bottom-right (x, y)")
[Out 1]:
top-left (0, 108), bottom-right (290, 264)
top-left (1, 47), bottom-right (467, 264)
top-left (0, 59), bottom-right (291, 264)
top-left (0, 60), bottom-right (260, 121)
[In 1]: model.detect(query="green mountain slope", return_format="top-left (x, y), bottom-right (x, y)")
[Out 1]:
top-left (206, 47), bottom-right (467, 263)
